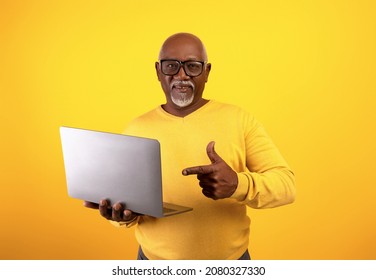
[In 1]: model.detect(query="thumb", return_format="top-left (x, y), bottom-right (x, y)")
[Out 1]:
top-left (206, 141), bottom-right (222, 164)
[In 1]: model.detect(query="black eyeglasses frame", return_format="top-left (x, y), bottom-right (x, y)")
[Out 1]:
top-left (159, 59), bottom-right (206, 77)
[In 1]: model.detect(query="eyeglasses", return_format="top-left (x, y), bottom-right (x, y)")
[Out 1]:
top-left (160, 60), bottom-right (206, 77)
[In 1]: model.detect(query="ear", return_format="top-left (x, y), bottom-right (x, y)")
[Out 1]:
top-left (204, 63), bottom-right (211, 82)
top-left (155, 61), bottom-right (161, 81)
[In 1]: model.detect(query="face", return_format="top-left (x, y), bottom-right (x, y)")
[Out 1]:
top-left (155, 34), bottom-right (211, 111)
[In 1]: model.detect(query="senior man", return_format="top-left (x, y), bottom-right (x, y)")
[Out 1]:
top-left (85, 33), bottom-right (296, 260)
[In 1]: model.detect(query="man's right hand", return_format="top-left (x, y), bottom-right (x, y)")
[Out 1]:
top-left (84, 199), bottom-right (139, 222)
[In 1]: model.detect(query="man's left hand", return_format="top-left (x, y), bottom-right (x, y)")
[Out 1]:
top-left (182, 141), bottom-right (238, 199)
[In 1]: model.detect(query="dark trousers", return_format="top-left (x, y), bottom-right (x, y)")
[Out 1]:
top-left (137, 246), bottom-right (251, 260)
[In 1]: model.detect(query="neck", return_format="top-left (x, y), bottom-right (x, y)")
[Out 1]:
top-left (162, 98), bottom-right (210, 117)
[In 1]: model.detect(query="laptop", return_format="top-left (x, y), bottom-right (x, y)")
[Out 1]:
top-left (59, 126), bottom-right (192, 218)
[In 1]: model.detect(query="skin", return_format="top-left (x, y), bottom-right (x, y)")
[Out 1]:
top-left (182, 141), bottom-right (238, 199)
top-left (84, 33), bottom-right (238, 222)
top-left (155, 33), bottom-right (211, 118)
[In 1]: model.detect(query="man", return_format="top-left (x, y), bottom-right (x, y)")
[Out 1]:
top-left (85, 33), bottom-right (296, 260)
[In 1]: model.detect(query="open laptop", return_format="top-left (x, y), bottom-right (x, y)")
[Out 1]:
top-left (59, 126), bottom-right (192, 218)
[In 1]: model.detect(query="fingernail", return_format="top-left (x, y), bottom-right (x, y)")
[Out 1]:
top-left (182, 170), bottom-right (187, 176)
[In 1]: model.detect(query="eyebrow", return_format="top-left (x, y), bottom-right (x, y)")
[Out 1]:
top-left (161, 57), bottom-right (203, 61)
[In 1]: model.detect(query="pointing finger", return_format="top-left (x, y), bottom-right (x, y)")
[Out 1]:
top-left (182, 164), bottom-right (214, 176)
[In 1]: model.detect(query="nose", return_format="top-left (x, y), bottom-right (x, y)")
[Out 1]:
top-left (173, 65), bottom-right (190, 80)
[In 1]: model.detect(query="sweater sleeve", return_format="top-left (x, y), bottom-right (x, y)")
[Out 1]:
top-left (230, 114), bottom-right (296, 209)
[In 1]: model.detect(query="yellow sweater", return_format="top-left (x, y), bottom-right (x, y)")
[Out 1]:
top-left (124, 100), bottom-right (295, 260)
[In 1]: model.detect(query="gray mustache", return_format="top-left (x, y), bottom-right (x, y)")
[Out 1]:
top-left (170, 80), bottom-right (195, 90)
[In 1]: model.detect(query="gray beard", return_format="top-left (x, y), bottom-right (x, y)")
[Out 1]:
top-left (171, 92), bottom-right (194, 108)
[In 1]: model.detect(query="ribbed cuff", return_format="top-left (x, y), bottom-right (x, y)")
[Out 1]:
top-left (109, 216), bottom-right (140, 228)
top-left (230, 172), bottom-right (251, 202)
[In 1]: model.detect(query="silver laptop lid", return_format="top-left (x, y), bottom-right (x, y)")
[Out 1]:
top-left (60, 126), bottom-right (164, 217)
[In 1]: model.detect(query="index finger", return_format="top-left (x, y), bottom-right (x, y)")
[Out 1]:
top-left (182, 164), bottom-right (214, 176)
top-left (83, 201), bottom-right (99, 209)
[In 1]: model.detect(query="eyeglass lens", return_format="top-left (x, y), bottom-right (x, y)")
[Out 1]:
top-left (161, 60), bottom-right (203, 77)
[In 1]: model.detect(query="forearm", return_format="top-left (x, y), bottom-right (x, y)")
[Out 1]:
top-left (232, 167), bottom-right (296, 209)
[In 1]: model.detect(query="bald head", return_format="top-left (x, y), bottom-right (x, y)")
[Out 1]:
top-left (158, 33), bottom-right (208, 61)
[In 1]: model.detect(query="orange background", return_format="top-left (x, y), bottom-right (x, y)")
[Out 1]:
top-left (1, 0), bottom-right (375, 259)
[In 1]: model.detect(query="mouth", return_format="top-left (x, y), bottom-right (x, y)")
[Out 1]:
top-left (173, 85), bottom-right (192, 92)
top-left (170, 81), bottom-right (195, 92)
